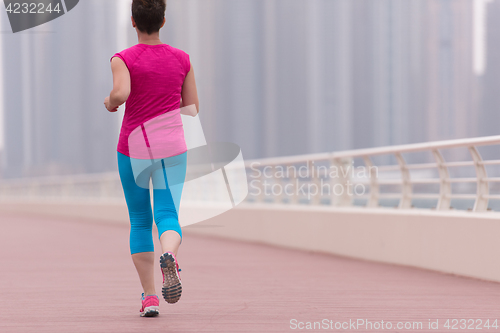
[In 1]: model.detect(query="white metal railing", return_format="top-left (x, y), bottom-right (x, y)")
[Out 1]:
top-left (1, 135), bottom-right (500, 212)
top-left (243, 135), bottom-right (500, 212)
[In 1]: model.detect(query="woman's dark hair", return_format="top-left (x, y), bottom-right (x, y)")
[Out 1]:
top-left (132, 0), bottom-right (166, 35)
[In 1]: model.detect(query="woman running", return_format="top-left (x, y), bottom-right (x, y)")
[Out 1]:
top-left (104, 0), bottom-right (199, 317)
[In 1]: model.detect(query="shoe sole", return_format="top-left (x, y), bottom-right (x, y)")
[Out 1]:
top-left (160, 253), bottom-right (182, 304)
top-left (140, 306), bottom-right (159, 317)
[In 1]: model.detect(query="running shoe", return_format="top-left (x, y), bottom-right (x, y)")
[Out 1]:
top-left (159, 251), bottom-right (182, 304)
top-left (139, 293), bottom-right (160, 317)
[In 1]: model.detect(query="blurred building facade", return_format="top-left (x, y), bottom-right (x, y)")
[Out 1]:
top-left (0, 0), bottom-right (134, 178)
top-left (0, 0), bottom-right (495, 178)
top-left (165, 0), bottom-right (481, 161)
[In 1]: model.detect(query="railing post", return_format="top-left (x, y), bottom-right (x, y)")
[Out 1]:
top-left (363, 156), bottom-right (379, 207)
top-left (469, 146), bottom-right (489, 212)
top-left (395, 153), bottom-right (412, 209)
top-left (258, 165), bottom-right (266, 203)
top-left (432, 149), bottom-right (451, 210)
top-left (330, 157), bottom-right (352, 207)
top-left (309, 160), bottom-right (321, 205)
top-left (275, 164), bottom-right (286, 204)
top-left (289, 163), bottom-right (300, 205)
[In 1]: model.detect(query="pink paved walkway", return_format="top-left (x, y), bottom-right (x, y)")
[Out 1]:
top-left (1, 212), bottom-right (500, 333)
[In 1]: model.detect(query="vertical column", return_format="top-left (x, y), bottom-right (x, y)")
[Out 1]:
top-left (21, 33), bottom-right (33, 172)
top-left (0, 10), bottom-right (5, 171)
top-left (334, 0), bottom-right (352, 150)
top-left (371, 0), bottom-right (391, 148)
top-left (115, 0), bottom-right (131, 130)
top-left (230, 0), bottom-right (259, 158)
top-left (263, 0), bottom-right (278, 158)
top-left (306, 0), bottom-right (322, 154)
top-left (390, 0), bottom-right (410, 146)
top-left (473, 0), bottom-right (492, 76)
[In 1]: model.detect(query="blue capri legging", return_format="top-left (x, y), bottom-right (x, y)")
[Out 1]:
top-left (117, 151), bottom-right (187, 255)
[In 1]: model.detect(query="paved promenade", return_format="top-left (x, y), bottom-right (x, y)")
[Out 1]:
top-left (1, 212), bottom-right (500, 332)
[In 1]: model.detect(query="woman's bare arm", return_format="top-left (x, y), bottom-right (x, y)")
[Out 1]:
top-left (104, 57), bottom-right (131, 112)
top-left (180, 64), bottom-right (199, 116)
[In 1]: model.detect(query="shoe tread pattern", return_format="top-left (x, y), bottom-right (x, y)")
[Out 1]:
top-left (160, 253), bottom-right (182, 304)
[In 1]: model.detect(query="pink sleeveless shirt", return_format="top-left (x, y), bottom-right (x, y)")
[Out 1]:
top-left (111, 44), bottom-right (190, 158)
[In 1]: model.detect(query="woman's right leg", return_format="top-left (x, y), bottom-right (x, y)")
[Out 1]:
top-left (117, 151), bottom-right (157, 297)
top-left (151, 152), bottom-right (187, 256)
top-left (151, 153), bottom-right (187, 304)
